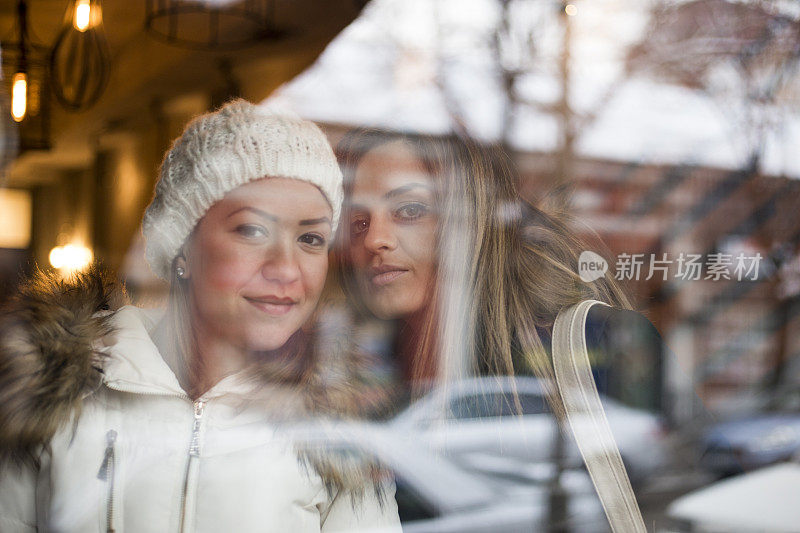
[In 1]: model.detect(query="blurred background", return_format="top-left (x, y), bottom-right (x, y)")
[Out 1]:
top-left (1, 0), bottom-right (799, 531)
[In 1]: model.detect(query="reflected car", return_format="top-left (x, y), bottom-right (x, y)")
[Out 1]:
top-left (700, 387), bottom-right (800, 477)
top-left (389, 376), bottom-right (668, 484)
top-left (288, 422), bottom-right (608, 532)
top-left (665, 454), bottom-right (800, 532)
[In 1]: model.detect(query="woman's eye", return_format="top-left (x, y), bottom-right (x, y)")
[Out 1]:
top-left (351, 216), bottom-right (369, 236)
top-left (299, 233), bottom-right (326, 247)
top-left (235, 224), bottom-right (268, 239)
top-left (395, 202), bottom-right (428, 221)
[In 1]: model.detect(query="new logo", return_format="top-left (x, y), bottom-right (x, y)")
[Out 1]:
top-left (578, 250), bottom-right (608, 282)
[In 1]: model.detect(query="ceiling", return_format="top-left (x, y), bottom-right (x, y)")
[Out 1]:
top-left (0, 0), bottom-right (364, 186)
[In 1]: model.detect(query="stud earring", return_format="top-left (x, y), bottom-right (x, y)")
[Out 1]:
top-left (176, 265), bottom-right (186, 279)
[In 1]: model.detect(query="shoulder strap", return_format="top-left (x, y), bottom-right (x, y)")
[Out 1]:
top-left (552, 300), bottom-right (646, 533)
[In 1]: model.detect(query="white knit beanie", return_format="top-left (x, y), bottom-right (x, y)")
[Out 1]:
top-left (142, 99), bottom-right (342, 280)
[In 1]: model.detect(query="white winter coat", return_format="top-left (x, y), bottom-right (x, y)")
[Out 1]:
top-left (0, 305), bottom-right (401, 533)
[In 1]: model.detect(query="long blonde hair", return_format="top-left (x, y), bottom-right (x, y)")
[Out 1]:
top-left (336, 130), bottom-right (632, 407)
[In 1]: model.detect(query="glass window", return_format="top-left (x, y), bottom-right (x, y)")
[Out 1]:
top-left (449, 391), bottom-right (550, 419)
top-left (394, 476), bottom-right (436, 523)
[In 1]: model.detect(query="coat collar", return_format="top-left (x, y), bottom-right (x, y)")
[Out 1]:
top-left (101, 306), bottom-right (185, 397)
top-left (102, 306), bottom-right (276, 402)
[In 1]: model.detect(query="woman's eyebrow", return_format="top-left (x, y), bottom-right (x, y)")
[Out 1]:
top-left (227, 207), bottom-right (331, 227)
top-left (299, 217), bottom-right (332, 227)
top-left (384, 182), bottom-right (432, 199)
top-left (226, 206), bottom-right (278, 221)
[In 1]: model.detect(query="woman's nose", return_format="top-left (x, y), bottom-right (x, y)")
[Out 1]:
top-left (364, 214), bottom-right (398, 253)
top-left (261, 240), bottom-right (301, 285)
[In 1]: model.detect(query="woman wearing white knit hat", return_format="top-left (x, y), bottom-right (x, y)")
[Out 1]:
top-left (0, 100), bottom-right (401, 532)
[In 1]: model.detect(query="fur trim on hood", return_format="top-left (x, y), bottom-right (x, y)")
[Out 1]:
top-left (0, 265), bottom-right (125, 465)
top-left (0, 266), bottom-right (397, 501)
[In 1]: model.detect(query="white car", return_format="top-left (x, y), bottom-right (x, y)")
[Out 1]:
top-left (286, 421), bottom-right (608, 532)
top-left (390, 376), bottom-right (668, 484)
top-left (664, 456), bottom-right (800, 532)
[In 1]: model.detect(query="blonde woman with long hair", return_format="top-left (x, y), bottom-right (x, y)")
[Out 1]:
top-left (335, 129), bottom-right (672, 514)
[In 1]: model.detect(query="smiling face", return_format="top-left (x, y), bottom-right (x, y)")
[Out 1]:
top-left (347, 140), bottom-right (439, 320)
top-left (182, 177), bottom-right (332, 355)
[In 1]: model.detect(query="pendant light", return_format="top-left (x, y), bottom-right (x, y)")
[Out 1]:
top-left (145, 0), bottom-right (286, 50)
top-left (1, 0), bottom-right (50, 152)
top-left (49, 0), bottom-right (110, 110)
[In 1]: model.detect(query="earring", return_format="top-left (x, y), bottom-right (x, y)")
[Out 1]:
top-left (176, 265), bottom-right (186, 279)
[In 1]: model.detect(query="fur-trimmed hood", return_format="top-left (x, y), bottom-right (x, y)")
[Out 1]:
top-left (0, 266), bottom-right (124, 464)
top-left (0, 266), bottom-right (395, 498)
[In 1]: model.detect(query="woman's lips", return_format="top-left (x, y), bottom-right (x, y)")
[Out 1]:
top-left (369, 266), bottom-right (409, 287)
top-left (245, 296), bottom-right (297, 316)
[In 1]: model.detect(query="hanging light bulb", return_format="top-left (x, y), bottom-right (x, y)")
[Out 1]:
top-left (5, 0), bottom-right (50, 151)
top-left (50, 0), bottom-right (109, 110)
top-left (11, 72), bottom-right (27, 122)
top-left (73, 0), bottom-right (92, 31)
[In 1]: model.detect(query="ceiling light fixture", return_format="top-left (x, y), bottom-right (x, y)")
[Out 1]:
top-left (145, 0), bottom-right (287, 50)
top-left (1, 0), bottom-right (50, 152)
top-left (49, 0), bottom-right (110, 110)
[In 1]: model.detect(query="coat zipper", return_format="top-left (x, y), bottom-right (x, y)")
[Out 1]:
top-left (97, 429), bottom-right (118, 533)
top-left (103, 381), bottom-right (213, 533)
top-left (179, 400), bottom-right (206, 533)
